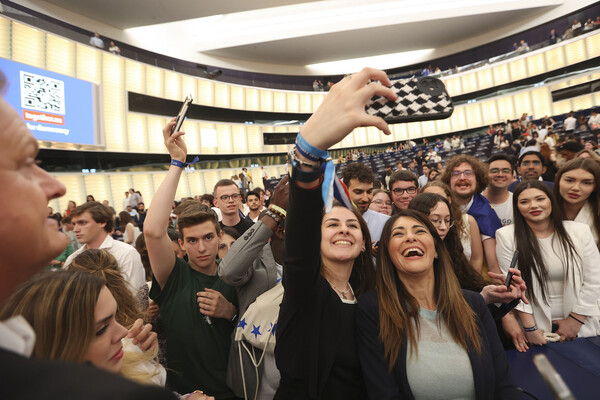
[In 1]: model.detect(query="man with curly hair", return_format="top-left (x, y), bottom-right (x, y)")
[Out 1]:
top-left (440, 154), bottom-right (502, 274)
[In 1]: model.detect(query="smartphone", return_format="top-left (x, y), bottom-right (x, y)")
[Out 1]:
top-left (504, 250), bottom-right (520, 289)
top-left (171, 94), bottom-right (193, 135)
top-left (365, 76), bottom-right (454, 124)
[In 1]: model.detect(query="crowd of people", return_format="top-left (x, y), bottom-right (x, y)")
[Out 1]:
top-left (2, 65), bottom-right (600, 400)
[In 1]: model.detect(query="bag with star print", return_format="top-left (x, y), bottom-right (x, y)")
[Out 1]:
top-left (235, 282), bottom-right (283, 356)
top-left (232, 282), bottom-right (283, 399)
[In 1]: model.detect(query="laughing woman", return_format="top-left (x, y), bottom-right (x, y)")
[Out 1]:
top-left (497, 180), bottom-right (600, 345)
top-left (356, 210), bottom-right (519, 399)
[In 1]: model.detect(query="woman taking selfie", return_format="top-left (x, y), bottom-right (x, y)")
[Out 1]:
top-left (356, 210), bottom-right (519, 399)
top-left (497, 180), bottom-right (600, 345)
top-left (554, 158), bottom-right (600, 247)
top-left (275, 68), bottom-right (390, 400)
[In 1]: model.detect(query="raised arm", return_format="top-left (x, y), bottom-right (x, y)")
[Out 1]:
top-left (143, 118), bottom-right (184, 288)
top-left (283, 68), bottom-right (396, 300)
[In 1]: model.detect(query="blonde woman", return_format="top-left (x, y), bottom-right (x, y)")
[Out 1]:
top-left (0, 270), bottom-right (212, 400)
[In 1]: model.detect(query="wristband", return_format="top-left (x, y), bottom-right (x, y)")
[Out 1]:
top-left (270, 204), bottom-right (287, 218)
top-left (523, 324), bottom-right (538, 332)
top-left (295, 132), bottom-right (329, 161)
top-left (569, 314), bottom-right (585, 325)
top-left (171, 156), bottom-right (199, 168)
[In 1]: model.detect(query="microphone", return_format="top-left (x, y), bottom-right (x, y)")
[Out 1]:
top-left (533, 354), bottom-right (575, 400)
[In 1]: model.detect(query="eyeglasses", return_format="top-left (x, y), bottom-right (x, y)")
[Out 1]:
top-left (450, 169), bottom-right (475, 178)
top-left (392, 186), bottom-right (417, 196)
top-left (489, 168), bottom-right (512, 175)
top-left (430, 218), bottom-right (454, 229)
top-left (372, 200), bottom-right (392, 206)
top-left (219, 193), bottom-right (241, 202)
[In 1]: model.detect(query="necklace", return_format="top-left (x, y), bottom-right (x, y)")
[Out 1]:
top-left (327, 279), bottom-right (352, 300)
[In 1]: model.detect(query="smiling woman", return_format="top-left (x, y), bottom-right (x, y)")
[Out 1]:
top-left (496, 180), bottom-right (600, 346)
top-left (554, 158), bottom-right (600, 247)
top-left (356, 210), bottom-right (519, 399)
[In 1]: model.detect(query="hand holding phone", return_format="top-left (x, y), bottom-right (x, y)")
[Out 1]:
top-left (365, 76), bottom-right (453, 124)
top-left (172, 94), bottom-right (193, 135)
top-left (504, 250), bottom-right (520, 289)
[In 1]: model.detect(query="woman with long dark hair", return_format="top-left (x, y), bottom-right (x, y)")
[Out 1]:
top-left (357, 210), bottom-right (519, 398)
top-left (275, 68), bottom-right (384, 400)
top-left (554, 158), bottom-right (600, 248)
top-left (497, 180), bottom-right (600, 345)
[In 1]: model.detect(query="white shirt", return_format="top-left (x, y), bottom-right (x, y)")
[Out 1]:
top-left (564, 116), bottom-right (577, 131)
top-left (544, 135), bottom-right (555, 149)
top-left (64, 234), bottom-right (145, 295)
top-left (488, 192), bottom-right (513, 226)
top-left (0, 316), bottom-right (36, 357)
top-left (588, 114), bottom-right (600, 128)
top-left (363, 209), bottom-right (390, 242)
top-left (443, 140), bottom-right (452, 150)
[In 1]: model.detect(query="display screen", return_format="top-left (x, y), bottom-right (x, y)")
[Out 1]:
top-left (0, 57), bottom-right (101, 146)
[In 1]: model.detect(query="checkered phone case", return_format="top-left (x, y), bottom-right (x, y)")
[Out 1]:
top-left (365, 77), bottom-right (454, 123)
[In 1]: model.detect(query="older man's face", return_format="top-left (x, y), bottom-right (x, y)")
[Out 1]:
top-left (0, 96), bottom-right (67, 298)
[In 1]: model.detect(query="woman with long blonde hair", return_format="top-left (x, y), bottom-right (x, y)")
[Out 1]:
top-left (0, 270), bottom-right (212, 399)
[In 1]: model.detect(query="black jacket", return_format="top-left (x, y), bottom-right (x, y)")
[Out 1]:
top-left (356, 289), bottom-right (522, 400)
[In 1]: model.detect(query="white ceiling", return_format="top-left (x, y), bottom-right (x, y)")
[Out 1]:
top-left (17, 0), bottom-right (593, 75)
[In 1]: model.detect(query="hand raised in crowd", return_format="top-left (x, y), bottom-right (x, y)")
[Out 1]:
top-left (502, 313), bottom-right (529, 352)
top-left (127, 318), bottom-right (158, 351)
top-left (162, 117), bottom-right (188, 162)
top-left (484, 268), bottom-right (528, 304)
top-left (300, 68), bottom-right (397, 151)
top-left (197, 288), bottom-right (237, 320)
top-left (146, 300), bottom-right (159, 319)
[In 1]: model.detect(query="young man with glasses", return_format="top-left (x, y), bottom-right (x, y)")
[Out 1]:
top-left (482, 154), bottom-right (514, 226)
top-left (214, 179), bottom-right (253, 236)
top-left (507, 151), bottom-right (553, 192)
top-left (341, 162), bottom-right (389, 242)
top-left (388, 170), bottom-right (419, 213)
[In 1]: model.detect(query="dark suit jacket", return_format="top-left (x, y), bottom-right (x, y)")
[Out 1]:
top-left (356, 290), bottom-right (522, 400)
top-left (0, 348), bottom-right (176, 399)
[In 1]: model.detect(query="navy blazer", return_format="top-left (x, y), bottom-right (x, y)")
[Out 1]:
top-left (356, 290), bottom-right (522, 400)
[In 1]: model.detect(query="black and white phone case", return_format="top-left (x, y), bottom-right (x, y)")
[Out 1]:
top-left (365, 76), bottom-right (454, 123)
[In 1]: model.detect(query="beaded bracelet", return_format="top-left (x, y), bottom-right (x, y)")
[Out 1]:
top-left (523, 324), bottom-right (538, 333)
top-left (264, 209), bottom-right (283, 225)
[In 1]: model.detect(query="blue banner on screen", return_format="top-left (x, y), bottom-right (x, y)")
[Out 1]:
top-left (0, 57), bottom-right (99, 145)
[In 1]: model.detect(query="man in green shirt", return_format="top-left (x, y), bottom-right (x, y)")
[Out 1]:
top-left (145, 119), bottom-right (238, 399)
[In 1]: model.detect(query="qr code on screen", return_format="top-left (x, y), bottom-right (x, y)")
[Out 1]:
top-left (20, 71), bottom-right (66, 115)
